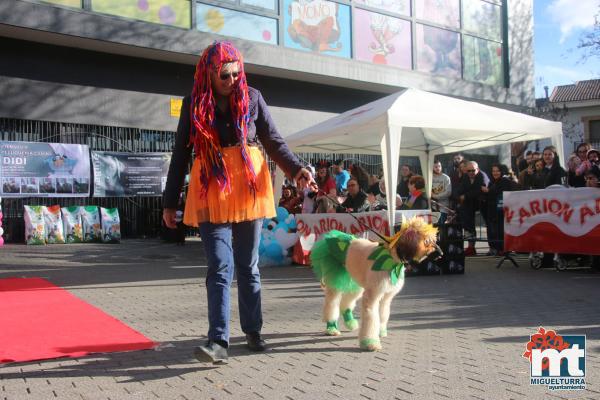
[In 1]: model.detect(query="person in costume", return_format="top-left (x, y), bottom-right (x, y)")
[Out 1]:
top-left (163, 41), bottom-right (312, 364)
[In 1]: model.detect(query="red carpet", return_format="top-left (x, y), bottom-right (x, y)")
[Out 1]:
top-left (0, 277), bottom-right (156, 364)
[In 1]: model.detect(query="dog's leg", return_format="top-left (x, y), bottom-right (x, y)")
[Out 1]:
top-left (378, 290), bottom-right (396, 338)
top-left (323, 286), bottom-right (342, 336)
top-left (339, 289), bottom-right (363, 331)
top-left (359, 289), bottom-right (383, 351)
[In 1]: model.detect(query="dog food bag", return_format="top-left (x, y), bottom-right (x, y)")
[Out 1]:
top-left (81, 205), bottom-right (101, 242)
top-left (24, 205), bottom-right (46, 245)
top-left (100, 207), bottom-right (121, 243)
top-left (61, 206), bottom-right (83, 243)
top-left (43, 205), bottom-right (65, 244)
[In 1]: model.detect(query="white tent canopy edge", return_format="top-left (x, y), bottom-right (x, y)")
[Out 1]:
top-left (276, 88), bottom-right (564, 232)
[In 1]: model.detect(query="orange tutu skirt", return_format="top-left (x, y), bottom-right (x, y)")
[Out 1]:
top-left (184, 146), bottom-right (275, 226)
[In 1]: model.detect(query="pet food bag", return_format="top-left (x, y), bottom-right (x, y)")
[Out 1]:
top-left (43, 205), bottom-right (65, 244)
top-left (81, 205), bottom-right (102, 242)
top-left (100, 207), bottom-right (121, 243)
top-left (61, 206), bottom-right (83, 243)
top-left (24, 205), bottom-right (46, 245)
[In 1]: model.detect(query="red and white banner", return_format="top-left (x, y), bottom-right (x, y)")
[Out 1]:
top-left (296, 210), bottom-right (438, 252)
top-left (504, 188), bottom-right (600, 255)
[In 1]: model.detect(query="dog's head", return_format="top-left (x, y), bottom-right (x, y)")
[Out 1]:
top-left (388, 217), bottom-right (441, 264)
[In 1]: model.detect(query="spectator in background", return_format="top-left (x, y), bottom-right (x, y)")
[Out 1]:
top-left (337, 178), bottom-right (369, 213)
top-left (431, 160), bottom-right (452, 224)
top-left (458, 161), bottom-right (489, 256)
top-left (278, 185), bottom-right (302, 214)
top-left (531, 151), bottom-right (541, 161)
top-left (349, 163), bottom-right (370, 193)
top-left (530, 159), bottom-right (546, 189)
top-left (566, 153), bottom-right (584, 187)
top-left (584, 168), bottom-right (600, 188)
top-left (518, 150), bottom-right (533, 174)
top-left (332, 159), bottom-right (350, 195)
top-left (400, 175), bottom-right (429, 210)
top-left (482, 164), bottom-right (516, 256)
top-left (367, 174), bottom-right (381, 196)
top-left (540, 146), bottom-right (566, 188)
top-left (301, 181), bottom-right (319, 213)
top-left (314, 161), bottom-right (337, 213)
top-left (367, 178), bottom-right (402, 211)
top-left (576, 148), bottom-right (600, 180)
top-left (450, 158), bottom-right (468, 209)
top-left (396, 164), bottom-right (413, 198)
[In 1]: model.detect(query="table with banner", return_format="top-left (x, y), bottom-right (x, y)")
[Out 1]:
top-left (293, 209), bottom-right (465, 275)
top-left (504, 187), bottom-right (600, 255)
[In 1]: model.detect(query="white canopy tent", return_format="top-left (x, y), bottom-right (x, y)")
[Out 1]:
top-left (280, 88), bottom-right (564, 231)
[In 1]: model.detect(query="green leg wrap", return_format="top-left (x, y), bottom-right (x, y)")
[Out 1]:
top-left (379, 328), bottom-right (388, 338)
top-left (325, 320), bottom-right (341, 336)
top-left (342, 308), bottom-right (359, 331)
top-left (360, 338), bottom-right (381, 351)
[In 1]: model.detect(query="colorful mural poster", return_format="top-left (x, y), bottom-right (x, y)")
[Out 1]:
top-left (353, 0), bottom-right (410, 16)
top-left (415, 0), bottom-right (459, 28)
top-left (241, 0), bottom-right (277, 11)
top-left (91, 0), bottom-right (191, 29)
top-left (41, 0), bottom-right (81, 7)
top-left (416, 24), bottom-right (461, 78)
top-left (0, 141), bottom-right (90, 198)
top-left (354, 9), bottom-right (411, 68)
top-left (462, 0), bottom-right (501, 40)
top-left (196, 4), bottom-right (278, 45)
top-left (463, 35), bottom-right (503, 86)
top-left (283, 0), bottom-right (351, 59)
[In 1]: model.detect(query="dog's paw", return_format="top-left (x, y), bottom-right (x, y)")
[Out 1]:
top-left (344, 318), bottom-right (359, 331)
top-left (359, 338), bottom-right (382, 351)
top-left (379, 328), bottom-right (388, 338)
top-left (325, 321), bottom-right (341, 336)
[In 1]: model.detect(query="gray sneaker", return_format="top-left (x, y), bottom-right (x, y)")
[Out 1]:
top-left (194, 341), bottom-right (228, 364)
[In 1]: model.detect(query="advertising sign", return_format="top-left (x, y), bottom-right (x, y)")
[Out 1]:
top-left (0, 141), bottom-right (90, 198)
top-left (91, 152), bottom-right (171, 197)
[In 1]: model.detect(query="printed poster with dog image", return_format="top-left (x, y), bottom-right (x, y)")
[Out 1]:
top-left (91, 151), bottom-right (171, 197)
top-left (0, 141), bottom-right (90, 198)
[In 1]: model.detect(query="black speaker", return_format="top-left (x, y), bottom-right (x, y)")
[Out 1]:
top-left (439, 224), bottom-right (465, 274)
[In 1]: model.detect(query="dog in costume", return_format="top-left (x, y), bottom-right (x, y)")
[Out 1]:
top-left (310, 216), bottom-right (440, 351)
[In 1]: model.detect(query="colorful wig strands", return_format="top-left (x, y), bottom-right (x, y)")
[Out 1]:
top-left (189, 41), bottom-right (257, 197)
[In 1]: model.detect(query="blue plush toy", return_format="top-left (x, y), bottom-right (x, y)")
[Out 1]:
top-left (258, 207), bottom-right (299, 266)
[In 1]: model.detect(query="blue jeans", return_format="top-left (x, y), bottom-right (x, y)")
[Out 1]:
top-left (199, 219), bottom-right (263, 344)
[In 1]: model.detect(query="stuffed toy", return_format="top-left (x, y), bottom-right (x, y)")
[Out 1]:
top-left (311, 217), bottom-right (440, 351)
top-left (258, 207), bottom-right (299, 266)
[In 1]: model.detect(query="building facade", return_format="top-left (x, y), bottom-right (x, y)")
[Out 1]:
top-left (0, 0), bottom-right (535, 240)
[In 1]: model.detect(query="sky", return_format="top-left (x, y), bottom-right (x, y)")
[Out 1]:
top-left (533, 0), bottom-right (599, 98)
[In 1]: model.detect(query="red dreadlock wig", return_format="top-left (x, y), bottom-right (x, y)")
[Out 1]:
top-left (190, 41), bottom-right (256, 197)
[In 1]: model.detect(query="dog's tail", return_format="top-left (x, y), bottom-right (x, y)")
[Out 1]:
top-left (310, 230), bottom-right (361, 293)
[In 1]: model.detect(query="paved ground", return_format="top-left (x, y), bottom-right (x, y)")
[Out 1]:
top-left (1, 239), bottom-right (599, 400)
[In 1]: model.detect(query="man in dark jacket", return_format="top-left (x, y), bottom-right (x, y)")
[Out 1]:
top-left (457, 161), bottom-right (489, 256)
top-left (337, 178), bottom-right (369, 213)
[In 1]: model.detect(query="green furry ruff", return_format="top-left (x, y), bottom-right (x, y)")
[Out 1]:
top-left (310, 230), bottom-right (362, 293)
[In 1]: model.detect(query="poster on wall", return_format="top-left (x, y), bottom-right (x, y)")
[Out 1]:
top-left (354, 8), bottom-right (411, 67)
top-left (415, 0), bottom-right (459, 28)
top-left (41, 0), bottom-right (82, 7)
top-left (463, 35), bottom-right (503, 86)
top-left (283, 0), bottom-right (351, 59)
top-left (416, 24), bottom-right (461, 78)
top-left (0, 141), bottom-right (91, 198)
top-left (91, 152), bottom-right (171, 197)
top-left (353, 0), bottom-right (409, 16)
top-left (91, 0), bottom-right (191, 29)
top-left (462, 0), bottom-right (501, 40)
top-left (196, 3), bottom-right (278, 45)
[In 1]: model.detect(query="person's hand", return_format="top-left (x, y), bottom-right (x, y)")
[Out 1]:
top-left (163, 208), bottom-right (177, 229)
top-left (294, 168), bottom-right (313, 189)
top-left (481, 186), bottom-right (489, 193)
